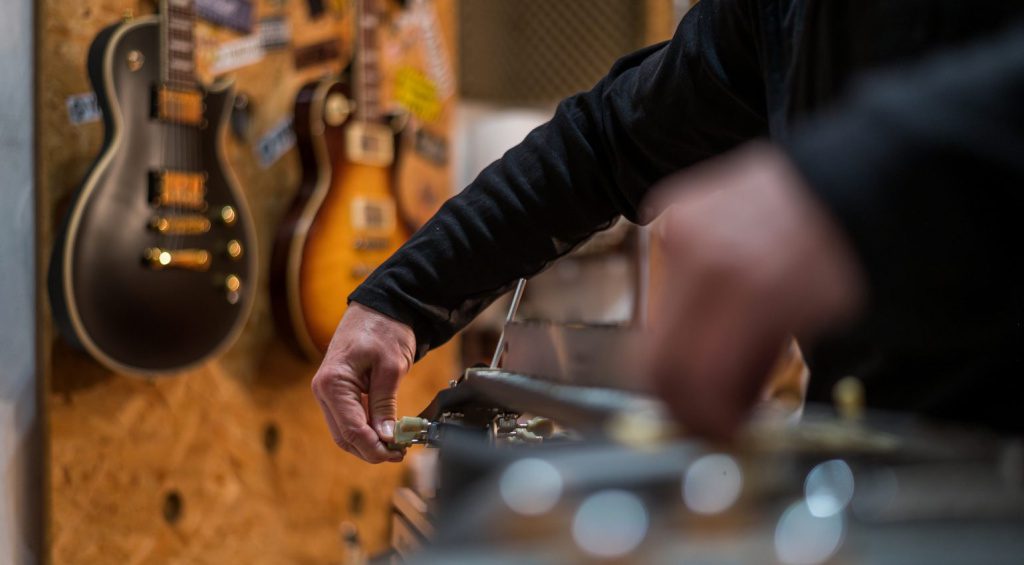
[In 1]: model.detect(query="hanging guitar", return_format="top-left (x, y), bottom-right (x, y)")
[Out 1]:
top-left (271, 0), bottom-right (406, 361)
top-left (49, 0), bottom-right (257, 374)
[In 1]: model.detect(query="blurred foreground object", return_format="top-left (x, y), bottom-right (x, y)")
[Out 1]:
top-left (380, 322), bottom-right (1023, 564)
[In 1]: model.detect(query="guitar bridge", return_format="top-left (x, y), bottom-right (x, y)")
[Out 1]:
top-left (151, 171), bottom-right (207, 210)
top-left (149, 214), bottom-right (212, 235)
top-left (144, 248), bottom-right (211, 271)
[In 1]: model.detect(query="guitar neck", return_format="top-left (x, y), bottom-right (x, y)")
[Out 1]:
top-left (163, 0), bottom-right (198, 90)
top-left (355, 0), bottom-right (383, 122)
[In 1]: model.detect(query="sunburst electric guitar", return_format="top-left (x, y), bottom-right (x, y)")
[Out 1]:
top-left (49, 0), bottom-right (257, 374)
top-left (271, 0), bottom-right (405, 361)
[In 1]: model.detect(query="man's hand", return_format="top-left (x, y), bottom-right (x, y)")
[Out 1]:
top-left (642, 143), bottom-right (865, 439)
top-left (311, 303), bottom-right (416, 463)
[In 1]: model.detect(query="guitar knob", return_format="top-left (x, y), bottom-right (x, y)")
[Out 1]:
top-left (219, 205), bottom-right (237, 226)
top-left (224, 274), bottom-right (241, 304)
top-left (226, 239), bottom-right (243, 260)
top-left (324, 93), bottom-right (351, 126)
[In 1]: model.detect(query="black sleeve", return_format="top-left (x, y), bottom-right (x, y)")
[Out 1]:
top-left (785, 23), bottom-right (1024, 354)
top-left (351, 0), bottom-right (769, 358)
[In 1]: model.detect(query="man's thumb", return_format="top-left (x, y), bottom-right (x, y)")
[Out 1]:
top-left (368, 361), bottom-right (401, 441)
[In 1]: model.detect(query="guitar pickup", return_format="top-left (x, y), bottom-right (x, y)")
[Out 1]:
top-left (149, 214), bottom-right (212, 235)
top-left (144, 247), bottom-right (211, 271)
top-left (354, 237), bottom-right (391, 251)
top-left (151, 170), bottom-right (207, 210)
top-left (155, 86), bottom-right (203, 126)
top-left (345, 122), bottom-right (394, 167)
top-left (350, 264), bottom-right (376, 279)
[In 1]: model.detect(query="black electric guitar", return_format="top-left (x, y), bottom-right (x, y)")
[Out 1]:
top-left (49, 0), bottom-right (257, 374)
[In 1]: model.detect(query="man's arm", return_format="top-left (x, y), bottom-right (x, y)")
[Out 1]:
top-left (351, 0), bottom-right (769, 358)
top-left (647, 23), bottom-right (1024, 438)
top-left (785, 22), bottom-right (1024, 353)
top-left (313, 0), bottom-right (770, 463)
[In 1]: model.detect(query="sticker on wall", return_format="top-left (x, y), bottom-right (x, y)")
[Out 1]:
top-left (66, 92), bottom-right (101, 125)
top-left (394, 67), bottom-right (442, 123)
top-left (413, 0), bottom-right (455, 100)
top-left (258, 16), bottom-right (291, 51)
top-left (196, 0), bottom-right (255, 33)
top-left (212, 34), bottom-right (265, 74)
top-left (256, 117), bottom-right (296, 168)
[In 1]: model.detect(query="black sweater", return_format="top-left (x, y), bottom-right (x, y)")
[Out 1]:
top-left (351, 0), bottom-right (1024, 431)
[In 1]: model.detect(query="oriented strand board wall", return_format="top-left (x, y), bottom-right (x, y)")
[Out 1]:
top-left (37, 1), bottom-right (458, 563)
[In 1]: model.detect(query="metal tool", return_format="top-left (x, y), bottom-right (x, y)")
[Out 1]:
top-left (490, 278), bottom-right (527, 368)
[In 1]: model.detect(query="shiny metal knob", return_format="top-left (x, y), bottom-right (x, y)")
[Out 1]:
top-left (224, 274), bottom-right (241, 304)
top-left (226, 239), bottom-right (243, 259)
top-left (219, 205), bottom-right (237, 226)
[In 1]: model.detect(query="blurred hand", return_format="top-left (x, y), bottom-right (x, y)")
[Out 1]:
top-left (311, 303), bottom-right (416, 463)
top-left (642, 143), bottom-right (864, 439)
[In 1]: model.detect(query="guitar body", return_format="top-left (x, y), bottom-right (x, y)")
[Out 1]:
top-left (271, 76), bottom-right (405, 360)
top-left (394, 124), bottom-right (451, 231)
top-left (49, 16), bottom-right (257, 374)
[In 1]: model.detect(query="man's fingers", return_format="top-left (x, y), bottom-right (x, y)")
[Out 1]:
top-left (649, 246), bottom-right (782, 439)
top-left (313, 392), bottom-right (364, 459)
top-left (327, 379), bottom-right (401, 463)
top-left (340, 422), bottom-right (403, 463)
top-left (368, 360), bottom-right (403, 441)
top-left (684, 283), bottom-right (784, 437)
top-left (314, 395), bottom-right (343, 445)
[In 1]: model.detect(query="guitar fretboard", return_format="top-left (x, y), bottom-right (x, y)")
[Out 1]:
top-left (164, 0), bottom-right (198, 89)
top-left (356, 0), bottom-right (383, 122)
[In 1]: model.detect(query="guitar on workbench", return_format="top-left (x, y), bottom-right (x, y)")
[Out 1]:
top-left (271, 0), bottom-right (405, 361)
top-left (49, 0), bottom-right (257, 374)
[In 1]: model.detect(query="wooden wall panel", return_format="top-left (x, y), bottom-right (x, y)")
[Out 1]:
top-left (37, 1), bottom-right (459, 562)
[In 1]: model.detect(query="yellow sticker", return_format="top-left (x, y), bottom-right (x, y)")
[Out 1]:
top-left (394, 66), bottom-right (442, 123)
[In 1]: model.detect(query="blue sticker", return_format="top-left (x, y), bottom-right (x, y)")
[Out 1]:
top-left (255, 117), bottom-right (296, 168)
top-left (258, 16), bottom-right (291, 51)
top-left (66, 92), bottom-right (102, 125)
top-left (196, 0), bottom-right (255, 33)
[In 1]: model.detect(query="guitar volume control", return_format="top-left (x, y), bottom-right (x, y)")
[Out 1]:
top-left (226, 239), bottom-right (243, 260)
top-left (224, 274), bottom-right (241, 304)
top-left (219, 205), bottom-right (237, 226)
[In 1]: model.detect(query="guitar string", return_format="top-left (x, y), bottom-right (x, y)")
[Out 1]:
top-left (167, 0), bottom-right (179, 255)
top-left (183, 0), bottom-right (192, 258)
top-left (190, 2), bottom-right (200, 271)
top-left (173, 0), bottom-right (186, 256)
top-left (158, 0), bottom-right (169, 258)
